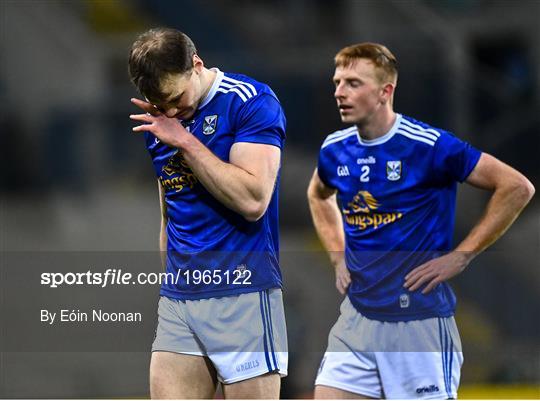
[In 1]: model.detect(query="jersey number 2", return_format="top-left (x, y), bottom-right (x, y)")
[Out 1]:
top-left (360, 166), bottom-right (370, 182)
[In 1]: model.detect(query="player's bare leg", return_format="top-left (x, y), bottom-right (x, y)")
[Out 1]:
top-left (315, 385), bottom-right (376, 399)
top-left (150, 352), bottom-right (217, 399)
top-left (222, 372), bottom-right (281, 399)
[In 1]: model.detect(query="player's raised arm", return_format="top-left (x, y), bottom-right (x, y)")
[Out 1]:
top-left (181, 139), bottom-right (280, 222)
top-left (130, 107), bottom-right (281, 221)
top-left (307, 169), bottom-right (350, 294)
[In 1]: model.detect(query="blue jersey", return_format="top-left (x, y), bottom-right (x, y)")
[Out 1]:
top-left (144, 69), bottom-right (286, 300)
top-left (317, 114), bottom-right (481, 321)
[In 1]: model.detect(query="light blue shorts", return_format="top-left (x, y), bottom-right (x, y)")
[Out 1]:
top-left (152, 288), bottom-right (288, 384)
top-left (316, 296), bottom-right (463, 399)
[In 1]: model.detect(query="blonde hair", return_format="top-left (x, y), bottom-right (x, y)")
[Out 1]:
top-left (335, 42), bottom-right (398, 84)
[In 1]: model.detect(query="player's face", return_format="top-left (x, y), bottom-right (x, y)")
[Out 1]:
top-left (333, 59), bottom-right (386, 125)
top-left (153, 66), bottom-right (204, 121)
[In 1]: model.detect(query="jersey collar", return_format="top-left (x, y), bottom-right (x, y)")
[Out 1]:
top-left (356, 113), bottom-right (402, 146)
top-left (198, 68), bottom-right (224, 110)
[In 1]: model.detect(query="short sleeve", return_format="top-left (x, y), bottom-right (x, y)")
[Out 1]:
top-left (317, 147), bottom-right (335, 189)
top-left (432, 131), bottom-right (482, 183)
top-left (234, 94), bottom-right (286, 149)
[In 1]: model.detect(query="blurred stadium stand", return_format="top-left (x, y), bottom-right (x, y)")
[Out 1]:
top-left (1, 0), bottom-right (538, 398)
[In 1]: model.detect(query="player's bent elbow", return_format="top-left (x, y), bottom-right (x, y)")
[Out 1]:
top-left (520, 177), bottom-right (535, 204)
top-left (243, 210), bottom-right (265, 222)
top-left (307, 189), bottom-right (327, 210)
top-left (307, 185), bottom-right (315, 202)
top-left (509, 175), bottom-right (535, 207)
top-left (241, 201), bottom-right (267, 222)
top-left (307, 182), bottom-right (321, 204)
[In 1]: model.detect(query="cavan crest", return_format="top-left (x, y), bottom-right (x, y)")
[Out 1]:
top-left (386, 160), bottom-right (402, 181)
top-left (203, 115), bottom-right (218, 135)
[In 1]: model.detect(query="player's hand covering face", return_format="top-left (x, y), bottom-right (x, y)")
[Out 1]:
top-left (130, 97), bottom-right (190, 148)
top-left (150, 70), bottom-right (201, 121)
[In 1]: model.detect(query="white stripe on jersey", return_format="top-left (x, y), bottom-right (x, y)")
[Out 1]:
top-left (219, 81), bottom-right (253, 99)
top-left (401, 119), bottom-right (441, 138)
top-left (325, 126), bottom-right (356, 141)
top-left (399, 125), bottom-right (439, 142)
top-left (322, 129), bottom-right (357, 149)
top-left (216, 76), bottom-right (258, 103)
top-left (396, 129), bottom-right (436, 146)
top-left (222, 76), bottom-right (257, 96)
top-left (216, 87), bottom-right (249, 102)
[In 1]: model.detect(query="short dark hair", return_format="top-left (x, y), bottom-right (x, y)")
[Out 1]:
top-left (128, 27), bottom-right (197, 102)
top-left (335, 42), bottom-right (398, 84)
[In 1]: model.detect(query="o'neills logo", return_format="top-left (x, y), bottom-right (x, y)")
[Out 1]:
top-left (159, 151), bottom-right (198, 192)
top-left (342, 190), bottom-right (402, 230)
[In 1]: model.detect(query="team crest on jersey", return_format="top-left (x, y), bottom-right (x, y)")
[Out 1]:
top-left (203, 115), bottom-right (218, 135)
top-left (386, 161), bottom-right (402, 181)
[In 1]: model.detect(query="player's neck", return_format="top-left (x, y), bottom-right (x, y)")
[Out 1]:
top-left (356, 109), bottom-right (396, 141)
top-left (198, 68), bottom-right (217, 105)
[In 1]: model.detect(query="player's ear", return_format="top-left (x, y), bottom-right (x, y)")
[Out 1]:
top-left (192, 54), bottom-right (204, 73)
top-left (380, 83), bottom-right (395, 104)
